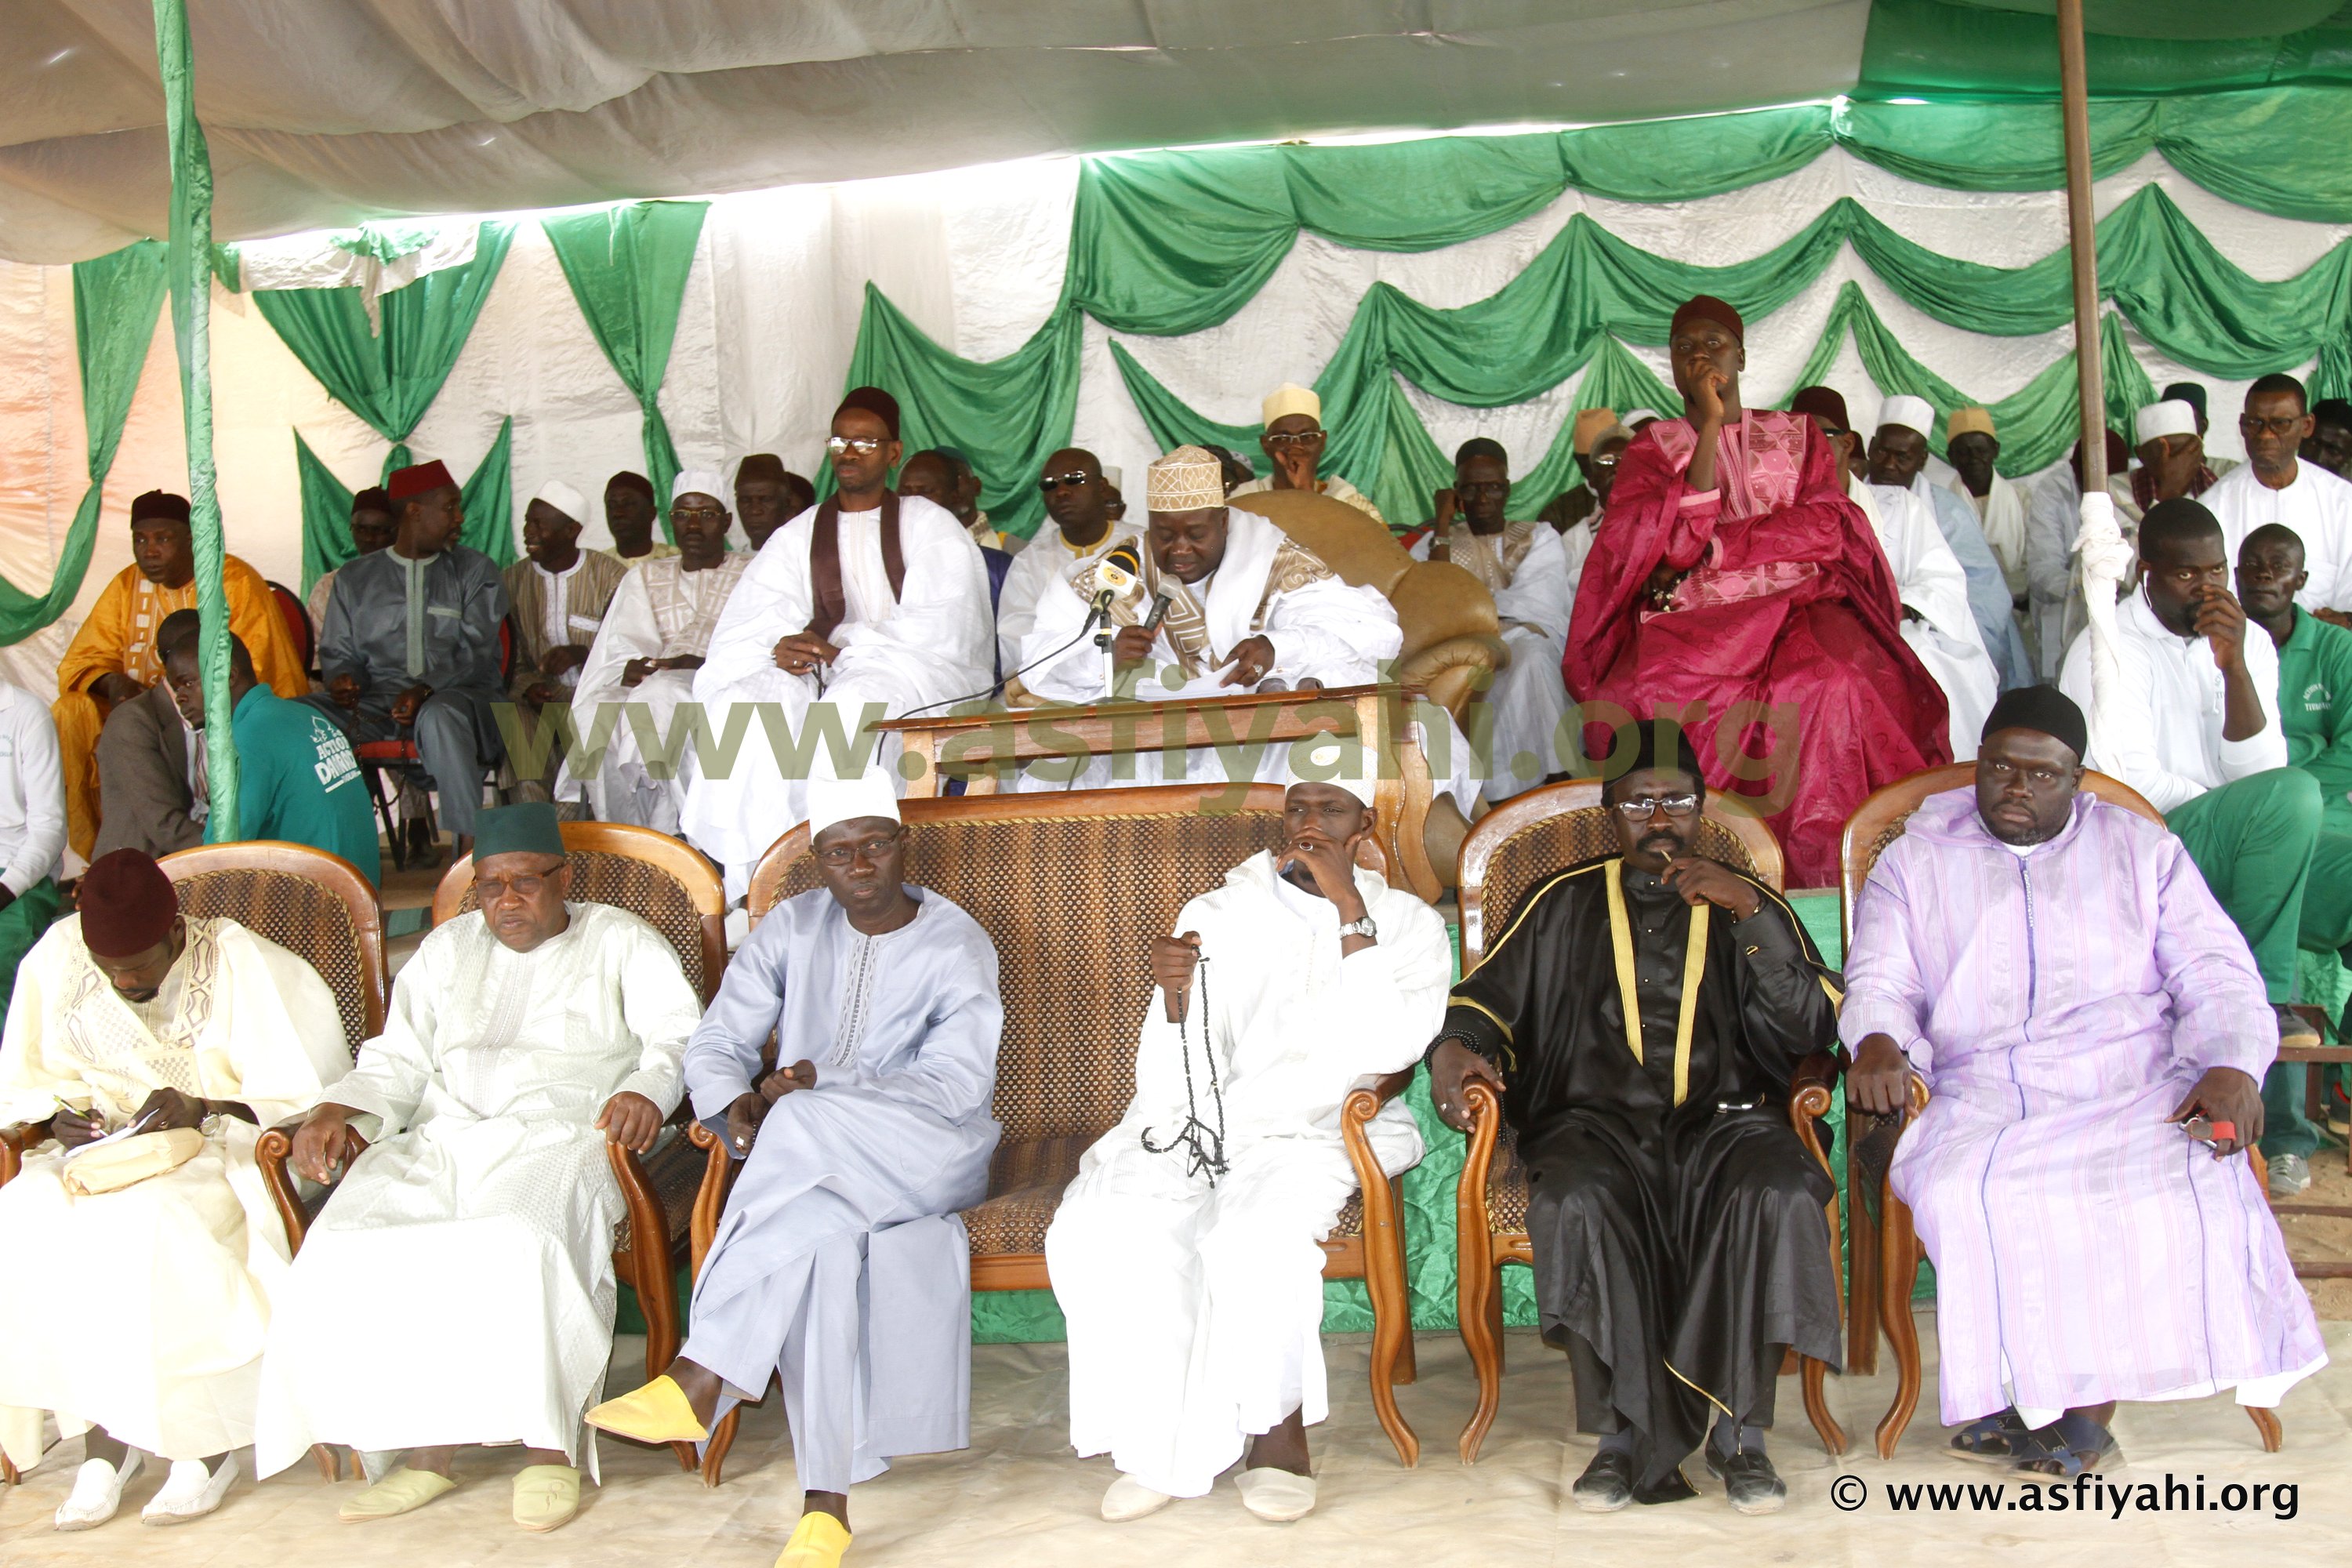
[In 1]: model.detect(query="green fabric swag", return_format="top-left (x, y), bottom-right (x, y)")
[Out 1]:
top-left (256, 222), bottom-right (515, 580)
top-left (0, 241), bottom-right (167, 644)
top-left (297, 417), bottom-right (515, 590)
top-left (154, 0), bottom-right (239, 841)
top-left (543, 201), bottom-right (709, 537)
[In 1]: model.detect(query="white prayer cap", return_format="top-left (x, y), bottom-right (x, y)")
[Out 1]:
top-left (1877, 395), bottom-right (1936, 440)
top-left (804, 769), bottom-right (902, 840)
top-left (1102, 465), bottom-right (1123, 489)
top-left (2135, 399), bottom-right (2199, 446)
top-left (1147, 445), bottom-right (1225, 513)
top-left (1285, 732), bottom-right (1378, 808)
top-left (1262, 383), bottom-right (1322, 428)
top-left (529, 479), bottom-right (588, 524)
top-left (671, 469), bottom-right (728, 506)
top-left (1624, 408), bottom-right (1664, 428)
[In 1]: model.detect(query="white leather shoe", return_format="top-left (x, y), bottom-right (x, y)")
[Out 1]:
top-left (142, 1454), bottom-right (237, 1525)
top-left (1235, 1466), bottom-right (1317, 1522)
top-left (55, 1451), bottom-right (143, 1531)
top-left (1101, 1474), bottom-right (1174, 1522)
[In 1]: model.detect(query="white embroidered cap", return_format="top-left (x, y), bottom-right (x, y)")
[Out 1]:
top-left (529, 479), bottom-right (588, 524)
top-left (805, 769), bottom-right (902, 840)
top-left (1285, 732), bottom-right (1378, 808)
top-left (1878, 395), bottom-right (1936, 440)
top-left (671, 469), bottom-right (728, 506)
top-left (2135, 399), bottom-right (2198, 446)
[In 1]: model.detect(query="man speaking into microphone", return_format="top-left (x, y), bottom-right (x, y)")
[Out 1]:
top-left (1012, 445), bottom-right (1403, 788)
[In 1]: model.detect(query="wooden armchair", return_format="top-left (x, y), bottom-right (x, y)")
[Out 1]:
top-left (1451, 780), bottom-right (1846, 1464)
top-left (681, 782), bottom-right (1429, 1485)
top-left (1839, 762), bottom-right (2281, 1457)
top-left (253, 822), bottom-right (727, 1472)
top-left (0, 841), bottom-right (387, 1486)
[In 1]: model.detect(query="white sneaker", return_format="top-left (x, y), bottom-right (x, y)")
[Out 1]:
top-left (1235, 1466), bottom-right (1317, 1523)
top-left (2269, 1151), bottom-right (2314, 1200)
top-left (142, 1454), bottom-right (237, 1525)
top-left (55, 1451), bottom-right (143, 1531)
top-left (1101, 1474), bottom-right (1174, 1522)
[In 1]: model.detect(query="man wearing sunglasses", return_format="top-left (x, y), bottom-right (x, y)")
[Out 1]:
top-left (995, 448), bottom-right (1141, 678)
top-left (1228, 384), bottom-right (1388, 527)
top-left (2205, 373), bottom-right (2352, 627)
top-left (1427, 722), bottom-right (1842, 1515)
top-left (682, 387), bottom-right (993, 896)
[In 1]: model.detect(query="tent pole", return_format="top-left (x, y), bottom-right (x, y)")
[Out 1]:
top-left (2057, 0), bottom-right (2107, 492)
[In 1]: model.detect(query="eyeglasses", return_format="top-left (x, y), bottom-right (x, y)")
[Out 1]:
top-left (826, 435), bottom-right (885, 456)
top-left (1263, 430), bottom-right (1324, 448)
top-left (2241, 414), bottom-right (2306, 437)
top-left (477, 868), bottom-right (562, 900)
top-left (671, 504), bottom-right (725, 522)
top-left (1038, 471), bottom-right (1094, 492)
top-left (815, 832), bottom-right (902, 867)
top-left (1613, 793), bottom-right (1700, 818)
top-left (1584, 453), bottom-right (1621, 471)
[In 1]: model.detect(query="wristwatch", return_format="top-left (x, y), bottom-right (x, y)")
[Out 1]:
top-left (1338, 913), bottom-right (1378, 941)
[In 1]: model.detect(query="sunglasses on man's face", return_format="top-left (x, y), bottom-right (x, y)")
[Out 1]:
top-left (826, 435), bottom-right (884, 456)
top-left (1038, 471), bottom-right (1095, 492)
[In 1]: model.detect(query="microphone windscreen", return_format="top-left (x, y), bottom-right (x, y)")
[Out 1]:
top-left (1104, 541), bottom-right (1142, 578)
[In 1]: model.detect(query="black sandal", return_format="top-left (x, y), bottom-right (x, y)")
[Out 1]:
top-left (2012, 1413), bottom-right (2118, 1478)
top-left (1946, 1407), bottom-right (2031, 1464)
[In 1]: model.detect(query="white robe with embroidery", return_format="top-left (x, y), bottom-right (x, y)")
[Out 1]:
top-left (252, 903), bottom-right (699, 1478)
top-left (1860, 479), bottom-right (1998, 760)
top-left (0, 916), bottom-right (347, 1468)
top-left (1046, 854), bottom-right (1447, 1497)
top-left (681, 495), bottom-right (993, 891)
top-left (1014, 507), bottom-right (1405, 793)
top-left (557, 554), bottom-right (751, 833)
top-left (996, 523), bottom-right (1143, 681)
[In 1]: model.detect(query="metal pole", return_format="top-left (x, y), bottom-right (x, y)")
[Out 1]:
top-left (2057, 0), bottom-right (2107, 492)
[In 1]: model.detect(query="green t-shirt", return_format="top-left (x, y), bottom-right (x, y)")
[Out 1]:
top-left (2275, 608), bottom-right (2352, 815)
top-left (230, 686), bottom-right (383, 887)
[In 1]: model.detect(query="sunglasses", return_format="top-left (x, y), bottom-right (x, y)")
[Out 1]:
top-left (826, 435), bottom-right (885, 456)
top-left (1038, 471), bottom-right (1095, 492)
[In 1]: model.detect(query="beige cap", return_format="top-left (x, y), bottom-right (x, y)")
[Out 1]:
top-left (1572, 408), bottom-right (1619, 456)
top-left (1146, 445), bottom-right (1226, 512)
top-left (1262, 383), bottom-right (1321, 428)
top-left (1947, 406), bottom-right (1995, 442)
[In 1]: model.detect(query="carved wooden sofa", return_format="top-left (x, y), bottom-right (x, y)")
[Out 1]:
top-left (1450, 780), bottom-right (1846, 1463)
top-left (680, 781), bottom-right (1431, 1484)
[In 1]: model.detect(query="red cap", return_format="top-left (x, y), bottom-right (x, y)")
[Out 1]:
top-left (78, 849), bottom-right (180, 958)
top-left (387, 459), bottom-right (458, 502)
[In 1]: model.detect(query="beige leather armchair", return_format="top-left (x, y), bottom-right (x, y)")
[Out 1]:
top-left (1226, 488), bottom-right (1503, 723)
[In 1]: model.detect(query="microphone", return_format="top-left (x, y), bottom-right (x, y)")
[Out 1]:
top-left (1142, 590), bottom-right (1172, 633)
top-left (1086, 542), bottom-right (1145, 633)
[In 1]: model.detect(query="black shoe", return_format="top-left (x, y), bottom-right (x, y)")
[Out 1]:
top-left (1704, 1446), bottom-right (1787, 1515)
top-left (1570, 1447), bottom-right (1635, 1513)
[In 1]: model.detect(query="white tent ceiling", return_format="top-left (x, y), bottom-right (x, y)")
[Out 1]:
top-left (0, 0), bottom-right (1872, 263)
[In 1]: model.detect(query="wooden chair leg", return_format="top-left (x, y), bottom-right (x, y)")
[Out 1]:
top-left (1457, 1260), bottom-right (1508, 1465)
top-left (2247, 1406), bottom-right (2284, 1453)
top-left (1846, 1142), bottom-right (1882, 1377)
top-left (700, 1408), bottom-right (743, 1489)
top-left (1801, 1354), bottom-right (1846, 1457)
top-left (1360, 1171), bottom-right (1418, 1466)
top-left (310, 1443), bottom-right (338, 1481)
top-left (3, 1451), bottom-right (18, 1486)
top-left (1875, 1197), bottom-right (1926, 1461)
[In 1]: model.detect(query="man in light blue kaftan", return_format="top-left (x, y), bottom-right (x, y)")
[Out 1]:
top-left (588, 771), bottom-right (1001, 1568)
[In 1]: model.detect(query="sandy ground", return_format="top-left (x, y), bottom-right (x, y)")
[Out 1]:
top-left (2, 1313), bottom-right (2343, 1567)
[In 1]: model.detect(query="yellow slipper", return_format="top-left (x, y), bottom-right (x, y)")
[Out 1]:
top-left (777, 1511), bottom-right (853, 1567)
top-left (338, 1466), bottom-right (456, 1523)
top-left (512, 1464), bottom-right (581, 1532)
top-left (585, 1374), bottom-right (710, 1444)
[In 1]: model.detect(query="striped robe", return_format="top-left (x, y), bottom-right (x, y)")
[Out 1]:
top-left (1840, 788), bottom-right (2326, 1427)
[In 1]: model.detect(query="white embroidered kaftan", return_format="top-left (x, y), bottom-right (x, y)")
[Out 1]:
top-left (252, 902), bottom-right (699, 1478)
